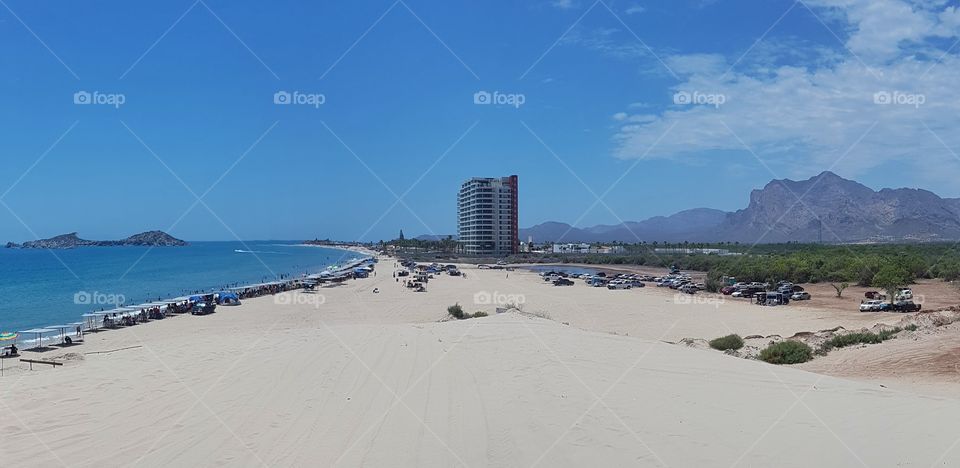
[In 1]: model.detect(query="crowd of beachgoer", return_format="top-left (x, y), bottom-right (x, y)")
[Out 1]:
top-left (233, 281), bottom-right (303, 300)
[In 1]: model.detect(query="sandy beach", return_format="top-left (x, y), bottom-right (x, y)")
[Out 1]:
top-left (3, 257), bottom-right (960, 467)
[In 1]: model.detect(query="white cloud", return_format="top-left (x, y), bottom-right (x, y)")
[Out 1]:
top-left (625, 4), bottom-right (646, 15)
top-left (552, 0), bottom-right (578, 10)
top-left (612, 112), bottom-right (629, 121)
top-left (610, 0), bottom-right (960, 189)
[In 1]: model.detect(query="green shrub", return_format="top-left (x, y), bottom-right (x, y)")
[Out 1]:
top-left (709, 334), bottom-right (744, 351)
top-left (448, 303), bottom-right (464, 320)
top-left (759, 341), bottom-right (813, 364)
top-left (472, 311), bottom-right (488, 318)
top-left (878, 328), bottom-right (901, 340)
top-left (905, 324), bottom-right (919, 331)
top-left (822, 329), bottom-right (900, 351)
top-left (823, 332), bottom-right (881, 349)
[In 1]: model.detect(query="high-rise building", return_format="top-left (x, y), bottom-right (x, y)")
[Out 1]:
top-left (457, 175), bottom-right (518, 256)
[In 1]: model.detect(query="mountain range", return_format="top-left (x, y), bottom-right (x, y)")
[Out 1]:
top-left (5, 231), bottom-right (188, 249)
top-left (519, 172), bottom-right (960, 243)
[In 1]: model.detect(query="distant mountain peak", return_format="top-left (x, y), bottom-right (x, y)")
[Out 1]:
top-left (520, 173), bottom-right (960, 244)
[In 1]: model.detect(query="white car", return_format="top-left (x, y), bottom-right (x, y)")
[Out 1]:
top-left (859, 300), bottom-right (883, 312)
top-left (607, 280), bottom-right (632, 290)
top-left (895, 288), bottom-right (913, 300)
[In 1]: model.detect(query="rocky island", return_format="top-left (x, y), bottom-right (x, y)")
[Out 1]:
top-left (5, 231), bottom-right (188, 249)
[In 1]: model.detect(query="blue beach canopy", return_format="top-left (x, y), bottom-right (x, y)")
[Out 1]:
top-left (216, 292), bottom-right (239, 303)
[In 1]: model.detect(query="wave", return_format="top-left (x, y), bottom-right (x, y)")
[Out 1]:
top-left (234, 249), bottom-right (288, 255)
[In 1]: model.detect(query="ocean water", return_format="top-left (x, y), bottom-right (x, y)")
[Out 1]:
top-left (0, 242), bottom-right (359, 333)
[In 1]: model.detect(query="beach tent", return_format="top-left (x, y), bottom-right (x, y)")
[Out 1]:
top-left (18, 328), bottom-right (57, 350)
top-left (216, 291), bottom-right (241, 306)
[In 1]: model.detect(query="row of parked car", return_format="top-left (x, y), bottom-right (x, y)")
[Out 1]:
top-left (655, 274), bottom-right (707, 294)
top-left (722, 281), bottom-right (811, 302)
top-left (539, 271), bottom-right (647, 289)
top-left (540, 270), bottom-right (709, 291)
top-left (858, 300), bottom-right (922, 312)
top-left (859, 289), bottom-right (920, 312)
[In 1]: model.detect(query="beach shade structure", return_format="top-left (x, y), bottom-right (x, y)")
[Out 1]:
top-left (95, 308), bottom-right (130, 328)
top-left (81, 314), bottom-right (103, 331)
top-left (0, 333), bottom-right (18, 374)
top-left (18, 328), bottom-right (58, 350)
top-left (44, 325), bottom-right (81, 345)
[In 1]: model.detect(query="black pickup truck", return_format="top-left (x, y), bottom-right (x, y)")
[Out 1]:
top-left (892, 301), bottom-right (922, 312)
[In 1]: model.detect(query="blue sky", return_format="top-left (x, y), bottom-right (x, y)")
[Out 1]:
top-left (2, 0), bottom-right (959, 242)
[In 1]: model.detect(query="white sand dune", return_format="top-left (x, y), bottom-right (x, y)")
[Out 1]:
top-left (2, 261), bottom-right (959, 467)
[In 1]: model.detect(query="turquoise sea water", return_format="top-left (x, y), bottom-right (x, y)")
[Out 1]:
top-left (0, 242), bottom-right (358, 333)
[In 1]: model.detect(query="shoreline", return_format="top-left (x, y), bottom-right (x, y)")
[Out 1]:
top-left (1, 245), bottom-right (373, 348)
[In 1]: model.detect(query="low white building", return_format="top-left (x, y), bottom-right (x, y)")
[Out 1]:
top-left (552, 243), bottom-right (625, 254)
top-left (654, 248), bottom-right (736, 255)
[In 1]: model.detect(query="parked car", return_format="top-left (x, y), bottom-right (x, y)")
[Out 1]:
top-left (893, 301), bottom-right (921, 312)
top-left (680, 284), bottom-right (698, 294)
top-left (553, 278), bottom-right (574, 286)
top-left (607, 280), bottom-right (631, 290)
top-left (790, 292), bottom-right (811, 301)
top-left (191, 302), bottom-right (217, 315)
top-left (864, 291), bottom-right (884, 300)
top-left (859, 300), bottom-right (883, 312)
top-left (720, 286), bottom-right (737, 295)
top-left (895, 288), bottom-right (913, 300)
